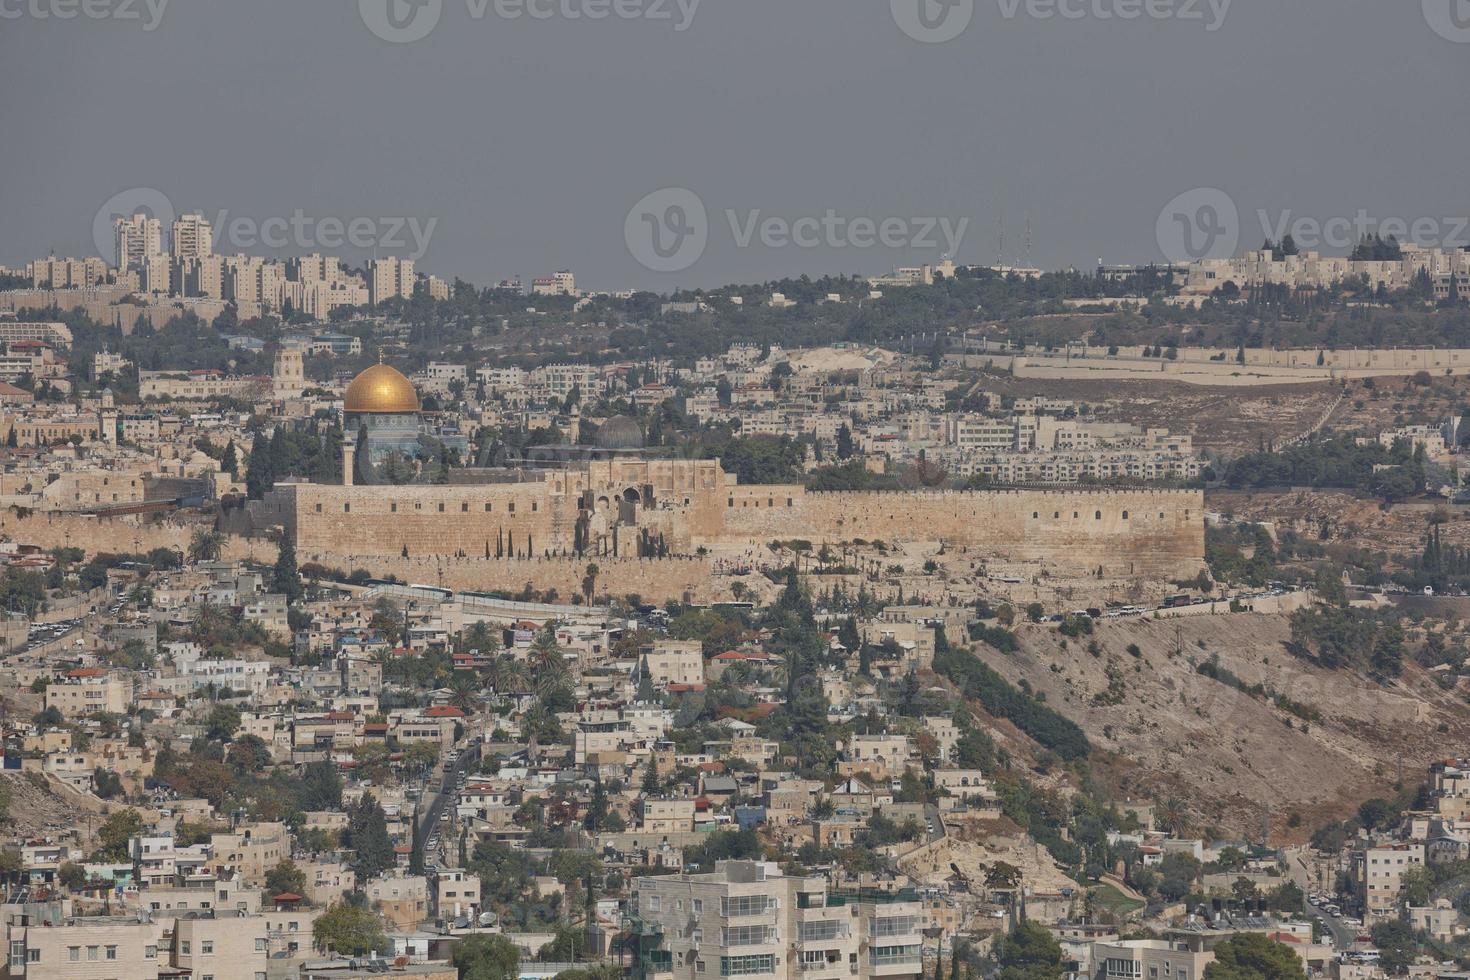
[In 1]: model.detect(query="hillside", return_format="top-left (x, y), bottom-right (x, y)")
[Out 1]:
top-left (959, 613), bottom-right (1470, 842)
top-left (0, 771), bottom-right (119, 845)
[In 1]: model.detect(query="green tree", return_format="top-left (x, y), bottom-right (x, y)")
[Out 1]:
top-left (266, 859), bottom-right (307, 898)
top-left (272, 532), bottom-right (303, 602)
top-left (1370, 919), bottom-right (1416, 975)
top-left (1203, 934), bottom-right (1308, 980)
top-left (1398, 864), bottom-right (1432, 907)
top-left (346, 794), bottom-right (394, 880)
top-left (313, 902), bottom-right (386, 956)
top-left (996, 921), bottom-right (1064, 980)
top-left (301, 760), bottom-right (343, 810)
top-left (452, 933), bottom-right (520, 980)
top-left (205, 703), bottom-right (241, 742)
top-left (93, 809), bottom-right (144, 862)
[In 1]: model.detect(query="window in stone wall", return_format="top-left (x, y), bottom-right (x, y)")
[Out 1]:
top-left (344, 503), bottom-right (350, 513)
top-left (1122, 511), bottom-right (1129, 519)
top-left (729, 498), bottom-right (734, 507)
top-left (438, 503), bottom-right (445, 512)
top-left (486, 503), bottom-right (492, 511)
top-left (462, 503), bottom-right (468, 512)
top-left (391, 503), bottom-right (397, 513)
top-left (1095, 511), bottom-right (1102, 519)
top-left (509, 502), bottom-right (515, 513)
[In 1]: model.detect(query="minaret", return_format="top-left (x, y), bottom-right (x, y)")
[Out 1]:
top-left (342, 439), bottom-right (355, 487)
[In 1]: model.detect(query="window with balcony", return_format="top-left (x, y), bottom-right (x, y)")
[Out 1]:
top-left (869, 946), bottom-right (921, 967)
top-left (1104, 959), bottom-right (1143, 979)
top-left (720, 954), bottom-right (776, 976)
top-left (723, 895), bottom-right (772, 917)
top-left (799, 921), bottom-right (846, 943)
top-left (723, 925), bottom-right (774, 947)
top-left (870, 916), bottom-right (919, 938)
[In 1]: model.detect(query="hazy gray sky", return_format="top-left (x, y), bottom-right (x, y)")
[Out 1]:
top-left (1, 0), bottom-right (1467, 291)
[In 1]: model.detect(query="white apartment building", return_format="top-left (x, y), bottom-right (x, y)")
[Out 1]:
top-left (629, 861), bottom-right (924, 980)
top-left (531, 270), bottom-right (577, 296)
top-left (172, 213), bottom-right (214, 260)
top-left (114, 212), bottom-right (163, 269)
top-left (27, 256), bottom-right (108, 290)
top-left (1091, 938), bottom-right (1214, 980)
top-left (529, 363), bottom-right (602, 402)
top-left (368, 257), bottom-right (415, 306)
top-left (1356, 842), bottom-right (1425, 916)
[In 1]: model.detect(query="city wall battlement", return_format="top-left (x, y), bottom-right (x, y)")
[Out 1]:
top-left (253, 480), bottom-right (1203, 582)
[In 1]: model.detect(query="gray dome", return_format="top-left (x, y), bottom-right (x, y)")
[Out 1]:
top-left (594, 415), bottom-right (645, 450)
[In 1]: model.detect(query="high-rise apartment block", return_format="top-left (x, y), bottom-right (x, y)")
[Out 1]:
top-left (367, 257), bottom-right (415, 305)
top-left (171, 213), bottom-right (214, 260)
top-left (628, 862), bottom-right (924, 980)
top-left (114, 212), bottom-right (163, 269)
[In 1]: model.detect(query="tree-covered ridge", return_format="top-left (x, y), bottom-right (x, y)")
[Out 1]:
top-left (933, 633), bottom-right (1091, 761)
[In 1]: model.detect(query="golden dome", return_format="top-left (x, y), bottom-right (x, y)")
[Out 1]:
top-left (344, 363), bottom-right (420, 414)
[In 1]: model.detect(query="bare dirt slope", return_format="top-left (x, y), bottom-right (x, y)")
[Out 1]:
top-left (0, 771), bottom-right (119, 845)
top-left (965, 613), bottom-right (1470, 841)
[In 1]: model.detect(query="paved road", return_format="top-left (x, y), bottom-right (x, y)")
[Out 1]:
top-left (923, 804), bottom-right (945, 844)
top-left (1307, 903), bottom-right (1360, 949)
top-left (418, 738), bottom-right (480, 867)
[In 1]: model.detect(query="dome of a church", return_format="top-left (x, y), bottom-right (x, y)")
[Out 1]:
top-left (595, 415), bottom-right (645, 450)
top-left (344, 363), bottom-right (420, 414)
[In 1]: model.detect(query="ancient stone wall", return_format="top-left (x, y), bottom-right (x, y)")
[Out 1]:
top-left (269, 478), bottom-right (1203, 581)
top-left (296, 553), bottom-right (715, 603)
top-left (0, 508), bottom-right (260, 560)
top-left (714, 486), bottom-right (1204, 578)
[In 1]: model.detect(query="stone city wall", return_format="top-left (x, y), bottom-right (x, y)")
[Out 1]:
top-left (297, 553), bottom-right (716, 603)
top-left (715, 486), bottom-right (1204, 579)
top-left (268, 481), bottom-right (1203, 581)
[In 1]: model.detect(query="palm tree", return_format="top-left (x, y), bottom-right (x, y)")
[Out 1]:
top-left (189, 529), bottom-right (223, 563)
top-left (495, 656), bottom-right (529, 695)
top-left (447, 673), bottom-right (479, 715)
top-left (529, 625), bottom-right (564, 672)
top-left (1158, 797), bottom-right (1190, 836)
top-left (534, 660), bottom-right (571, 700)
